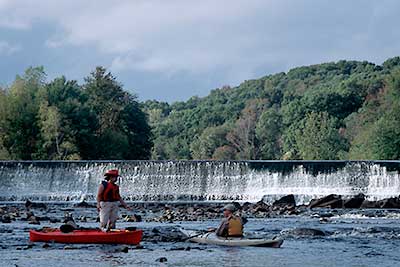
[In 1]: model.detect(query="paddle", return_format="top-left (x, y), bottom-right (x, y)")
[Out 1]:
top-left (60, 224), bottom-right (137, 233)
top-left (177, 229), bottom-right (214, 243)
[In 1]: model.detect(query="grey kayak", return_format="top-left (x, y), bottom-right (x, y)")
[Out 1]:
top-left (180, 229), bottom-right (284, 248)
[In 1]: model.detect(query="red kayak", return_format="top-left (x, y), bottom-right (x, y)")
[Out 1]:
top-left (29, 229), bottom-right (143, 245)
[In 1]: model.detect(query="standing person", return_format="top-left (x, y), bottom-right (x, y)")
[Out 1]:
top-left (215, 204), bottom-right (244, 237)
top-left (97, 169), bottom-right (130, 231)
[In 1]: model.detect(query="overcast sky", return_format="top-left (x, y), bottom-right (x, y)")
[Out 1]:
top-left (0, 0), bottom-right (400, 102)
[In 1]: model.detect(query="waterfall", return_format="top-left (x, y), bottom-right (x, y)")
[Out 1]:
top-left (0, 160), bottom-right (399, 203)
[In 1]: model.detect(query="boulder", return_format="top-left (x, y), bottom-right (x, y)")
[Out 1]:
top-left (273, 194), bottom-right (296, 207)
top-left (377, 197), bottom-right (400, 209)
top-left (343, 193), bottom-right (365, 209)
top-left (156, 257), bottom-right (167, 263)
top-left (124, 214), bottom-right (142, 222)
top-left (280, 227), bottom-right (326, 237)
top-left (309, 194), bottom-right (343, 209)
top-left (28, 216), bottom-right (40, 225)
top-left (1, 215), bottom-right (11, 223)
top-left (231, 202), bottom-right (242, 211)
top-left (73, 201), bottom-right (94, 208)
top-left (360, 200), bottom-right (379, 209)
top-left (25, 200), bottom-right (47, 210)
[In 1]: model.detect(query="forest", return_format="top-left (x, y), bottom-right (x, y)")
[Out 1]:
top-left (1, 57), bottom-right (400, 160)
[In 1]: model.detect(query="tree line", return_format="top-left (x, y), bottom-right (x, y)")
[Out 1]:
top-left (1, 57), bottom-right (400, 160)
top-left (0, 67), bottom-right (151, 160)
top-left (143, 57), bottom-right (400, 160)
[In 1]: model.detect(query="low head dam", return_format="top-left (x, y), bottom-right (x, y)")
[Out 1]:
top-left (0, 160), bottom-right (399, 204)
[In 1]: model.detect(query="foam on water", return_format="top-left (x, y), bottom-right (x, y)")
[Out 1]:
top-left (0, 160), bottom-right (399, 203)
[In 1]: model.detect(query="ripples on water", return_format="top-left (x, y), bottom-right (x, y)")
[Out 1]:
top-left (1, 206), bottom-right (400, 266)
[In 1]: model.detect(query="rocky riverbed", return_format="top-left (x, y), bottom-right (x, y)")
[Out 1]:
top-left (2, 195), bottom-right (400, 266)
top-left (2, 194), bottom-right (400, 225)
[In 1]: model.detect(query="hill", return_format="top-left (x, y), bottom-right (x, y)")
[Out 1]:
top-left (142, 57), bottom-right (400, 160)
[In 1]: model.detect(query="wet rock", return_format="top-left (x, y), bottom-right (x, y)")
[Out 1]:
top-left (309, 194), bottom-right (343, 209)
top-left (360, 200), bottom-right (379, 209)
top-left (319, 217), bottom-right (329, 223)
top-left (144, 226), bottom-right (186, 242)
top-left (168, 246), bottom-right (185, 251)
top-left (124, 214), bottom-right (142, 222)
top-left (37, 216), bottom-right (50, 221)
top-left (241, 202), bottom-right (252, 211)
top-left (42, 243), bottom-right (51, 248)
top-left (344, 194), bottom-right (365, 209)
top-left (27, 212), bottom-right (40, 225)
top-left (156, 257), bottom-right (167, 263)
top-left (73, 201), bottom-right (94, 208)
top-left (318, 212), bottom-right (334, 218)
top-left (231, 202), bottom-right (242, 211)
top-left (377, 197), bottom-right (400, 209)
top-left (28, 217), bottom-right (40, 225)
top-left (273, 194), bottom-right (296, 207)
top-left (23, 244), bottom-right (34, 250)
top-left (115, 246), bottom-right (129, 253)
top-left (281, 228), bottom-right (326, 237)
top-left (1, 215), bottom-right (12, 223)
top-left (254, 205), bottom-right (269, 213)
top-left (25, 200), bottom-right (47, 210)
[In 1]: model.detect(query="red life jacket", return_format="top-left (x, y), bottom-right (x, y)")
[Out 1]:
top-left (101, 181), bottom-right (121, 202)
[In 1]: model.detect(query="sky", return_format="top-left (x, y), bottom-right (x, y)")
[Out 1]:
top-left (0, 0), bottom-right (400, 102)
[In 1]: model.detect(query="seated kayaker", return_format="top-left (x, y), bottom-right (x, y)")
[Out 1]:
top-left (214, 204), bottom-right (244, 237)
top-left (97, 169), bottom-right (131, 231)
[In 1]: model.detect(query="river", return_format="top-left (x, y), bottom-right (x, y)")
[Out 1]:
top-left (1, 202), bottom-right (400, 267)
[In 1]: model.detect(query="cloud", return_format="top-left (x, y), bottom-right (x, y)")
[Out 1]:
top-left (0, 41), bottom-right (20, 55)
top-left (1, 0), bottom-right (400, 101)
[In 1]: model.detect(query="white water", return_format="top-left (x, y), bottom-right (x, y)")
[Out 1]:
top-left (0, 161), bottom-right (399, 204)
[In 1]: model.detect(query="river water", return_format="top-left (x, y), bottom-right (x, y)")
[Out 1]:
top-left (1, 160), bottom-right (400, 266)
top-left (1, 203), bottom-right (400, 267)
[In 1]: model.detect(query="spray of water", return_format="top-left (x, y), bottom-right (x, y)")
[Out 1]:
top-left (0, 161), bottom-right (399, 204)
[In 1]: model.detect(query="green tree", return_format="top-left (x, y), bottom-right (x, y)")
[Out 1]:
top-left (83, 67), bottom-right (152, 159)
top-left (255, 107), bottom-right (283, 159)
top-left (227, 99), bottom-right (268, 159)
top-left (2, 67), bottom-right (46, 159)
top-left (0, 88), bottom-right (10, 159)
top-left (190, 124), bottom-right (231, 159)
top-left (296, 112), bottom-right (348, 160)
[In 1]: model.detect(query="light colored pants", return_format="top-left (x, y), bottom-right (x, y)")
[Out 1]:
top-left (99, 201), bottom-right (119, 229)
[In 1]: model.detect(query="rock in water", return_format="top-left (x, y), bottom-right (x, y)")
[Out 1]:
top-left (1, 215), bottom-right (12, 223)
top-left (377, 197), bottom-right (400, 208)
top-left (25, 200), bottom-right (47, 209)
top-left (273, 194), bottom-right (296, 207)
top-left (360, 200), bottom-right (379, 209)
top-left (124, 214), bottom-right (142, 222)
top-left (309, 194), bottom-right (343, 209)
top-left (73, 201), bottom-right (93, 208)
top-left (156, 257), bottom-right (167, 263)
top-left (281, 228), bottom-right (326, 237)
top-left (231, 202), bottom-right (242, 211)
top-left (115, 246), bottom-right (129, 253)
top-left (28, 216), bottom-right (40, 225)
top-left (343, 193), bottom-right (365, 209)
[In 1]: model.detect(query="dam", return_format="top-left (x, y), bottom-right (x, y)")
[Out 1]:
top-left (0, 160), bottom-right (399, 204)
